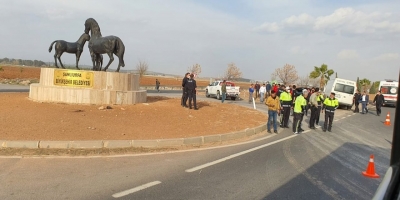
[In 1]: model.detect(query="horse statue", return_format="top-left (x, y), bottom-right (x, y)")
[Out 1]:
top-left (84, 18), bottom-right (126, 72)
top-left (48, 33), bottom-right (90, 70)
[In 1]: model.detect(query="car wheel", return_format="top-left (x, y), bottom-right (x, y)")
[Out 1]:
top-left (216, 91), bottom-right (220, 100)
top-left (206, 90), bottom-right (210, 98)
top-left (231, 97), bottom-right (236, 101)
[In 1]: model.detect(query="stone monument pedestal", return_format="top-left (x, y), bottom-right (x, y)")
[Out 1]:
top-left (29, 68), bottom-right (146, 105)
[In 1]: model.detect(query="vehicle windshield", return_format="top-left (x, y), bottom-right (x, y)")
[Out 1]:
top-left (334, 83), bottom-right (354, 94)
top-left (381, 86), bottom-right (398, 95)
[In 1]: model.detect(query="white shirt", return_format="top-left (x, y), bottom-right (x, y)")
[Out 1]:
top-left (362, 95), bottom-right (366, 101)
top-left (260, 86), bottom-right (266, 93)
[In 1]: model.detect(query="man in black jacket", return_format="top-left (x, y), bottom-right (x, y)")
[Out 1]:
top-left (353, 90), bottom-right (361, 113)
top-left (373, 91), bottom-right (385, 116)
top-left (181, 73), bottom-right (190, 107)
top-left (185, 74), bottom-right (198, 110)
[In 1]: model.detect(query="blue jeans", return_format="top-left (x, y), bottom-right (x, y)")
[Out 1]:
top-left (260, 93), bottom-right (265, 103)
top-left (361, 101), bottom-right (368, 113)
top-left (268, 110), bottom-right (278, 131)
top-left (221, 93), bottom-right (226, 103)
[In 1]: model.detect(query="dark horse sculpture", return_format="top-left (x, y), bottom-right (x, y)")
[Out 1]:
top-left (48, 33), bottom-right (90, 70)
top-left (84, 18), bottom-right (125, 72)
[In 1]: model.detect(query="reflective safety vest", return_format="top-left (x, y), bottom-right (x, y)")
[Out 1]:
top-left (317, 94), bottom-right (324, 106)
top-left (323, 98), bottom-right (339, 112)
top-left (294, 95), bottom-right (307, 113)
top-left (280, 91), bottom-right (292, 106)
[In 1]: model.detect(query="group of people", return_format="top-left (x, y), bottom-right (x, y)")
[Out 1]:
top-left (353, 90), bottom-right (386, 116)
top-left (181, 73), bottom-right (198, 110)
top-left (265, 84), bottom-right (339, 134)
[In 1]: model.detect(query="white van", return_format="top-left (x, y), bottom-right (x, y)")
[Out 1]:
top-left (378, 80), bottom-right (398, 107)
top-left (324, 78), bottom-right (356, 109)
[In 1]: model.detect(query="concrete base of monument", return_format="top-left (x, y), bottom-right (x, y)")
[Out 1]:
top-left (29, 68), bottom-right (146, 105)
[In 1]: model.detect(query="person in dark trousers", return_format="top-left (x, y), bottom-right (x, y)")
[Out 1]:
top-left (373, 91), bottom-right (385, 116)
top-left (221, 80), bottom-right (227, 103)
top-left (293, 89), bottom-right (308, 134)
top-left (308, 88), bottom-right (319, 129)
top-left (185, 74), bottom-right (198, 110)
top-left (279, 86), bottom-right (292, 128)
top-left (360, 91), bottom-right (369, 114)
top-left (181, 73), bottom-right (190, 107)
top-left (316, 91), bottom-right (325, 125)
top-left (155, 79), bottom-right (160, 93)
top-left (353, 90), bottom-right (361, 113)
top-left (254, 81), bottom-right (260, 99)
top-left (266, 81), bottom-right (272, 97)
top-left (322, 92), bottom-right (339, 132)
top-left (305, 88), bottom-right (311, 116)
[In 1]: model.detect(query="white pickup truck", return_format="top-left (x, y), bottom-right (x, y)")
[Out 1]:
top-left (205, 81), bottom-right (240, 101)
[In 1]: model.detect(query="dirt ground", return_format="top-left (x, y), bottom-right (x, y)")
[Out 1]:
top-left (0, 93), bottom-right (267, 141)
top-left (0, 66), bottom-right (268, 156)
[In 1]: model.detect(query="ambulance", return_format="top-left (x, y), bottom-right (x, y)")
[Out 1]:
top-left (378, 79), bottom-right (398, 107)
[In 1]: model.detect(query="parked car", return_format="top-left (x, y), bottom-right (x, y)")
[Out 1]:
top-left (205, 81), bottom-right (240, 100)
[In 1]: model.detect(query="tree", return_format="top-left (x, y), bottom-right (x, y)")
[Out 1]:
top-left (369, 81), bottom-right (379, 94)
top-left (224, 63), bottom-right (242, 80)
top-left (136, 60), bottom-right (149, 78)
top-left (309, 64), bottom-right (334, 89)
top-left (356, 77), bottom-right (361, 92)
top-left (187, 63), bottom-right (201, 77)
top-left (359, 78), bottom-right (371, 93)
top-left (271, 64), bottom-right (299, 86)
top-left (297, 75), bottom-right (311, 87)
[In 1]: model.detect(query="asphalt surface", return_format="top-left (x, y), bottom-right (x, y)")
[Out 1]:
top-left (0, 85), bottom-right (395, 199)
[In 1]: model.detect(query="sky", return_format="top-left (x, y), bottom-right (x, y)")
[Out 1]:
top-left (0, 0), bottom-right (399, 82)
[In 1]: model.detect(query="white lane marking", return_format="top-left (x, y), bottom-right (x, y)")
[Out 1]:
top-left (347, 115), bottom-right (352, 117)
top-left (341, 117), bottom-right (346, 119)
top-left (185, 135), bottom-right (297, 172)
top-left (112, 181), bottom-right (161, 198)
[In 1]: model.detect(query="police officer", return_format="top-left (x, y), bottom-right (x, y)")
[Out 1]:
top-left (279, 86), bottom-right (292, 128)
top-left (181, 73), bottom-right (190, 107)
top-left (322, 92), bottom-right (339, 132)
top-left (293, 89), bottom-right (308, 134)
top-left (315, 91), bottom-right (325, 125)
top-left (185, 74), bottom-right (198, 110)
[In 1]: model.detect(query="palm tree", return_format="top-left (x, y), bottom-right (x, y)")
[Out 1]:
top-left (359, 78), bottom-right (371, 93)
top-left (309, 64), bottom-right (334, 89)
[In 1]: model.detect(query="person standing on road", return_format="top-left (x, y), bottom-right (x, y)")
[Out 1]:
top-left (308, 88), bottom-right (320, 129)
top-left (353, 90), bottom-right (361, 113)
top-left (221, 80), bottom-right (227, 103)
top-left (254, 81), bottom-right (260, 99)
top-left (322, 92), bottom-right (339, 132)
top-left (293, 89), bottom-right (308, 134)
top-left (360, 91), bottom-right (369, 114)
top-left (266, 90), bottom-right (280, 134)
top-left (249, 84), bottom-right (254, 104)
top-left (185, 74), bottom-right (198, 110)
top-left (315, 91), bottom-right (325, 125)
top-left (266, 81), bottom-right (272, 98)
top-left (181, 73), bottom-right (190, 107)
top-left (373, 91), bottom-right (385, 116)
top-left (279, 86), bottom-right (292, 128)
top-left (155, 79), bottom-right (160, 93)
top-left (260, 83), bottom-right (266, 103)
top-left (305, 88), bottom-right (311, 116)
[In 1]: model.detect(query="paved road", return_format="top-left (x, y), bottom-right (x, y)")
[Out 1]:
top-left (0, 86), bottom-right (395, 199)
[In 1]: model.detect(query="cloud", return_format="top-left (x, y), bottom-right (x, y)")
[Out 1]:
top-left (337, 49), bottom-right (359, 59)
top-left (255, 7), bottom-right (400, 36)
top-left (283, 13), bottom-right (314, 27)
top-left (253, 22), bottom-right (280, 33)
top-left (372, 53), bottom-right (399, 61)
